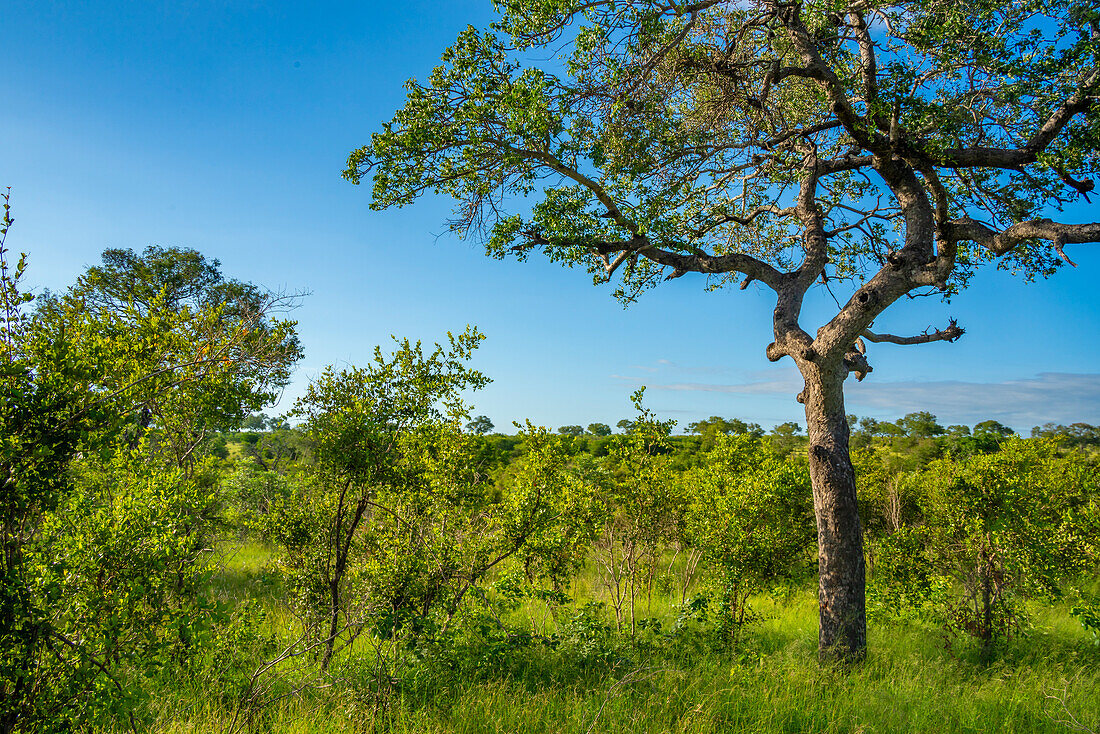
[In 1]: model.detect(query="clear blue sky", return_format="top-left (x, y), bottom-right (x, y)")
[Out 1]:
top-left (3, 0), bottom-right (1098, 433)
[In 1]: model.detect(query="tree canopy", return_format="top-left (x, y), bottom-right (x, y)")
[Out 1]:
top-left (686, 416), bottom-right (764, 437)
top-left (350, 0), bottom-right (1098, 325)
top-left (467, 414), bottom-right (496, 434)
top-left (36, 247), bottom-right (302, 465)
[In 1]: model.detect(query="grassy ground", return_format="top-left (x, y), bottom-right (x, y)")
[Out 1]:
top-left (145, 542), bottom-right (1100, 733)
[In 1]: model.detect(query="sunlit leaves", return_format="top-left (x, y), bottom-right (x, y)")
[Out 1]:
top-left (871, 438), bottom-right (1099, 653)
top-left (356, 0), bottom-right (1098, 302)
top-left (680, 434), bottom-right (815, 640)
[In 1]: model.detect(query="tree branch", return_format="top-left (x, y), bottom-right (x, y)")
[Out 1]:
top-left (491, 140), bottom-right (640, 236)
top-left (642, 245), bottom-right (785, 290)
top-left (780, 3), bottom-right (880, 152)
top-left (48, 631), bottom-right (138, 734)
top-left (847, 11), bottom-right (884, 132)
top-left (519, 229), bottom-right (786, 290)
top-left (861, 320), bottom-right (964, 346)
top-left (929, 72), bottom-right (1099, 169)
top-left (945, 217), bottom-right (1100, 265)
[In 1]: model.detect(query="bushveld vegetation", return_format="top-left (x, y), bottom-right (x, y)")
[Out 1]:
top-left (350, 0), bottom-right (1100, 662)
top-left (1, 209), bottom-right (1098, 731)
top-left (5, 0), bottom-right (1100, 726)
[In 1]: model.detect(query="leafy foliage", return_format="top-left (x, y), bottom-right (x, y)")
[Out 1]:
top-left (681, 434), bottom-right (815, 642)
top-left (589, 389), bottom-right (682, 635)
top-left (351, 0), bottom-right (1100, 662)
top-left (35, 247), bottom-right (302, 469)
top-left (0, 205), bottom-right (304, 731)
top-left (272, 328), bottom-right (579, 672)
top-left (871, 439), bottom-right (1099, 657)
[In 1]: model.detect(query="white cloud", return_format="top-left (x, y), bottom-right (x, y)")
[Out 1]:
top-left (621, 369), bottom-right (1100, 429)
top-left (846, 373), bottom-right (1100, 427)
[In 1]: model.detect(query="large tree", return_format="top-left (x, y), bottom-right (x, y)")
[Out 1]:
top-left (347, 0), bottom-right (1100, 660)
top-left (1, 231), bottom-right (304, 728)
top-left (38, 246), bottom-right (302, 468)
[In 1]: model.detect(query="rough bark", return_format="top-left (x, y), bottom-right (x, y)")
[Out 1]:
top-left (800, 361), bottom-right (867, 662)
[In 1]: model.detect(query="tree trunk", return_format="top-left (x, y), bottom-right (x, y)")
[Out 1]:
top-left (801, 363), bottom-right (867, 662)
top-left (320, 573), bottom-right (341, 671)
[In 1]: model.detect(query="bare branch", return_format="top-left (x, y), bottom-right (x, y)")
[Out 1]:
top-left (862, 319), bottom-right (964, 346)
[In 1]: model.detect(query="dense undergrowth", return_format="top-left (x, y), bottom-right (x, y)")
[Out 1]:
top-left (143, 542), bottom-right (1100, 734)
top-left (3, 239), bottom-right (1098, 733)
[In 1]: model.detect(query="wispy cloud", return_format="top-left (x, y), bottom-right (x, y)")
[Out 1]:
top-left (612, 374), bottom-right (803, 396)
top-left (620, 358), bottom-right (733, 376)
top-left (620, 369), bottom-right (1100, 428)
top-left (846, 373), bottom-right (1100, 427)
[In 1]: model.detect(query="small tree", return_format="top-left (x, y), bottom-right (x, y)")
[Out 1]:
top-left (0, 198), bottom-right (301, 730)
top-left (278, 329), bottom-right (580, 672)
top-left (897, 412), bottom-right (945, 439)
top-left (466, 414), bottom-right (495, 434)
top-left (1032, 423), bottom-right (1100, 447)
top-left (241, 424), bottom-right (308, 475)
top-left (499, 423), bottom-right (603, 593)
top-left (682, 434), bottom-right (815, 643)
top-left (282, 328), bottom-right (489, 669)
top-left (0, 191), bottom-right (88, 731)
top-left (881, 439), bottom-right (1098, 659)
top-left (351, 0), bottom-right (1100, 660)
top-left (242, 413), bottom-right (270, 431)
top-left (593, 390), bottom-right (681, 635)
top-left (687, 416), bottom-right (764, 450)
top-left (770, 420), bottom-right (804, 456)
top-left (686, 416), bottom-right (762, 437)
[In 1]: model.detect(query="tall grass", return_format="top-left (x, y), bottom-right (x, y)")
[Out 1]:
top-left (142, 541), bottom-right (1100, 733)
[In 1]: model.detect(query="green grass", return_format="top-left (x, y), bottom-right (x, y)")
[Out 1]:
top-left (144, 542), bottom-right (1100, 733)
top-left (208, 540), bottom-right (277, 597)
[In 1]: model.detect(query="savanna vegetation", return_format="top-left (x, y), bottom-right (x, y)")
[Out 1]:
top-left (349, 0), bottom-right (1100, 661)
top-left (4, 0), bottom-right (1100, 729)
top-left (1, 197), bottom-right (1098, 731)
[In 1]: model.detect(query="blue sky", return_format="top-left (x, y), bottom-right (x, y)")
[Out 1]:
top-left (2, 0), bottom-right (1098, 433)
